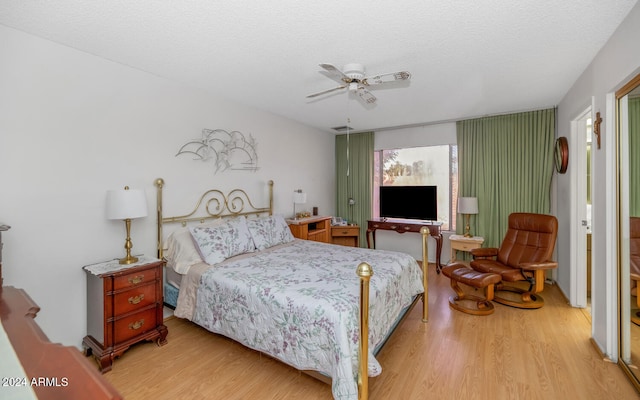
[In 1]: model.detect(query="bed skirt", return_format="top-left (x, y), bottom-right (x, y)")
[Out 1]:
top-left (164, 282), bottom-right (178, 309)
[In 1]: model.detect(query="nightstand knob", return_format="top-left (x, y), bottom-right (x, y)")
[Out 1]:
top-left (129, 319), bottom-right (145, 330)
top-left (128, 294), bottom-right (144, 305)
top-left (128, 275), bottom-right (144, 285)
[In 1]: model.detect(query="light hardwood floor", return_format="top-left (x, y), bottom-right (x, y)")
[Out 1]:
top-left (103, 264), bottom-right (640, 399)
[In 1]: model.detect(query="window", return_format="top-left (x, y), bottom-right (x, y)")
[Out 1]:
top-left (374, 145), bottom-right (458, 231)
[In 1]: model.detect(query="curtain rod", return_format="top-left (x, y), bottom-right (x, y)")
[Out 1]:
top-left (342, 105), bottom-right (557, 134)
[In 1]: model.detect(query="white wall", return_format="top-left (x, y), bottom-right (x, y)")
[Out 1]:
top-left (0, 25), bottom-right (335, 348)
top-left (374, 123), bottom-right (457, 262)
top-left (556, 3), bottom-right (640, 358)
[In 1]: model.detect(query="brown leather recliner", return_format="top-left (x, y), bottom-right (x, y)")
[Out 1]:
top-left (470, 212), bottom-right (558, 309)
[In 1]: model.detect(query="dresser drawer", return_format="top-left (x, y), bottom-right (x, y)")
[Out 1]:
top-left (332, 226), bottom-right (359, 237)
top-left (113, 283), bottom-right (157, 315)
top-left (113, 267), bottom-right (158, 290)
top-left (114, 307), bottom-right (158, 343)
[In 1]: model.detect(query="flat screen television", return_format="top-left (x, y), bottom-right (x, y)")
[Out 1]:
top-left (379, 185), bottom-right (437, 221)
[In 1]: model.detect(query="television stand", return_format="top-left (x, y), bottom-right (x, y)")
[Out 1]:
top-left (367, 218), bottom-right (443, 273)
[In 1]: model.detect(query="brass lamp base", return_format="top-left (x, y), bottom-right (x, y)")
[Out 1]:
top-left (119, 254), bottom-right (139, 265)
top-left (118, 218), bottom-right (139, 265)
top-left (464, 214), bottom-right (472, 237)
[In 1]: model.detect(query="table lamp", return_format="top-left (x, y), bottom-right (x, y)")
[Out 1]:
top-left (106, 186), bottom-right (148, 264)
top-left (458, 197), bottom-right (478, 237)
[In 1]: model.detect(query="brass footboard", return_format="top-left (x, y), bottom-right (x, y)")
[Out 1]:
top-left (357, 226), bottom-right (429, 400)
top-left (357, 262), bottom-right (373, 400)
top-left (421, 226), bottom-right (429, 323)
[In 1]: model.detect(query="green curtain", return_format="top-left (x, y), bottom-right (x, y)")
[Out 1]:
top-left (629, 97), bottom-right (640, 216)
top-left (335, 131), bottom-right (374, 247)
top-left (456, 108), bottom-right (556, 248)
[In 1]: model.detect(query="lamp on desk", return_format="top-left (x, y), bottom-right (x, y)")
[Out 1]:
top-left (293, 189), bottom-right (307, 220)
top-left (458, 197), bottom-right (478, 237)
top-left (106, 186), bottom-right (148, 264)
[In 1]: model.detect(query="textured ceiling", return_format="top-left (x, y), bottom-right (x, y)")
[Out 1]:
top-left (0, 1), bottom-right (637, 133)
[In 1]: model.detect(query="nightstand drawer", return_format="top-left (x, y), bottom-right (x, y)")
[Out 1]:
top-left (332, 226), bottom-right (359, 237)
top-left (114, 267), bottom-right (158, 290)
top-left (455, 241), bottom-right (481, 251)
top-left (114, 283), bottom-right (157, 315)
top-left (114, 307), bottom-right (158, 343)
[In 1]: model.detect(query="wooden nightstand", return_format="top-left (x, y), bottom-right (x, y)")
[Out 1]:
top-left (331, 225), bottom-right (360, 247)
top-left (449, 234), bottom-right (484, 262)
top-left (287, 216), bottom-right (332, 243)
top-left (83, 256), bottom-right (168, 372)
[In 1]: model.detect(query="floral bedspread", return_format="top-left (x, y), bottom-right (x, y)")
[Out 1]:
top-left (191, 239), bottom-right (424, 400)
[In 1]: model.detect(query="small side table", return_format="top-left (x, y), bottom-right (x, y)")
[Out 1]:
top-left (449, 234), bottom-right (484, 262)
top-left (331, 225), bottom-right (360, 247)
top-left (83, 256), bottom-right (168, 372)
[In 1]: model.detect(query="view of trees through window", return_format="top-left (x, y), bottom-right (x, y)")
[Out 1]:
top-left (374, 145), bottom-right (458, 231)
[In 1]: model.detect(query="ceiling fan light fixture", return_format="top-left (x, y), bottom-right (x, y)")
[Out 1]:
top-left (342, 63), bottom-right (365, 80)
top-left (306, 62), bottom-right (411, 105)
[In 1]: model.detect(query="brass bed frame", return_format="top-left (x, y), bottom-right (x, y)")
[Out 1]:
top-left (154, 178), bottom-right (429, 400)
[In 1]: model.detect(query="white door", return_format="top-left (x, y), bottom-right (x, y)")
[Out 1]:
top-left (570, 106), bottom-right (592, 308)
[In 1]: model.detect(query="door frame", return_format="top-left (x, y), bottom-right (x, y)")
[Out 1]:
top-left (570, 105), bottom-right (592, 308)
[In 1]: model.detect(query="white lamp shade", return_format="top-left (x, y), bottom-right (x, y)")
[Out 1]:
top-left (106, 188), bottom-right (148, 220)
top-left (293, 191), bottom-right (307, 204)
top-left (458, 197), bottom-right (478, 214)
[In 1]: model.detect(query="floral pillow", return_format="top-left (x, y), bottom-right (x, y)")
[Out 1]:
top-left (165, 219), bottom-right (225, 274)
top-left (247, 214), bottom-right (295, 250)
top-left (189, 216), bottom-right (255, 265)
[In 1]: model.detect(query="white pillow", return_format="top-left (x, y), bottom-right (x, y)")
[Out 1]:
top-left (165, 219), bottom-right (224, 274)
top-left (190, 216), bottom-right (255, 265)
top-left (246, 214), bottom-right (295, 250)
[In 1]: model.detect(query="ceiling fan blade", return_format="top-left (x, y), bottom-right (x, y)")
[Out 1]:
top-left (319, 63), bottom-right (350, 81)
top-left (356, 86), bottom-right (377, 104)
top-left (306, 85), bottom-right (347, 98)
top-left (363, 71), bottom-right (411, 85)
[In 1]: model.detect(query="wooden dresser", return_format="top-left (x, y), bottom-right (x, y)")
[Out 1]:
top-left (287, 216), bottom-right (332, 243)
top-left (1, 287), bottom-right (123, 399)
top-left (83, 257), bottom-right (168, 372)
top-left (0, 224), bottom-right (122, 399)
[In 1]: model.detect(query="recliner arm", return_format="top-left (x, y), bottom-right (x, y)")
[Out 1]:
top-left (518, 260), bottom-right (558, 271)
top-left (471, 247), bottom-right (498, 259)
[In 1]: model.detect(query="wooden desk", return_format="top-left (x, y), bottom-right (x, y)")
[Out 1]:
top-left (367, 219), bottom-right (444, 272)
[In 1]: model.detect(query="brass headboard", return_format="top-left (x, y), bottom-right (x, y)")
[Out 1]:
top-left (154, 178), bottom-right (274, 259)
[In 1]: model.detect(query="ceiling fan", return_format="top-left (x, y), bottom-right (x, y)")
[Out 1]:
top-left (306, 63), bottom-right (411, 104)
